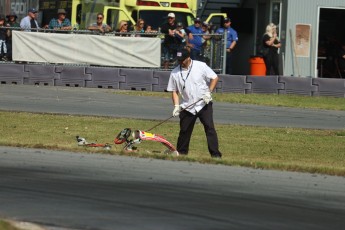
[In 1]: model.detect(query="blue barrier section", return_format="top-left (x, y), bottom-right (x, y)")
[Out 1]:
top-left (279, 76), bottom-right (317, 96)
top-left (85, 67), bottom-right (124, 89)
top-left (152, 70), bottom-right (170, 92)
top-left (55, 66), bottom-right (91, 87)
top-left (0, 63), bottom-right (345, 98)
top-left (0, 63), bottom-right (26, 85)
top-left (313, 78), bottom-right (345, 97)
top-left (217, 75), bottom-right (251, 93)
top-left (246, 76), bottom-right (284, 94)
top-left (119, 69), bottom-right (157, 91)
top-left (24, 65), bottom-right (59, 86)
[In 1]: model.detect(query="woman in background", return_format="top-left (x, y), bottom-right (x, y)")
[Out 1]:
top-left (262, 23), bottom-right (281, 75)
top-left (133, 18), bottom-right (145, 36)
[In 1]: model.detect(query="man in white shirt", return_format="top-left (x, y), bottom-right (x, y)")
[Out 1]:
top-left (20, 8), bottom-right (39, 32)
top-left (167, 47), bottom-right (222, 158)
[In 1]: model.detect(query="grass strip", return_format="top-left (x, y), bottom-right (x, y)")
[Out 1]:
top-left (1, 111), bottom-right (344, 176)
top-left (112, 91), bottom-right (345, 111)
top-left (0, 220), bottom-right (20, 230)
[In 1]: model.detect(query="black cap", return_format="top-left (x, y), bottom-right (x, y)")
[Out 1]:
top-left (28, 8), bottom-right (38, 13)
top-left (6, 12), bottom-right (17, 19)
top-left (176, 48), bottom-right (190, 61)
top-left (194, 17), bottom-right (201, 22)
top-left (224, 17), bottom-right (231, 23)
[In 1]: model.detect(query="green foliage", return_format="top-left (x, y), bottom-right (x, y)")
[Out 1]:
top-left (1, 111), bottom-right (344, 176)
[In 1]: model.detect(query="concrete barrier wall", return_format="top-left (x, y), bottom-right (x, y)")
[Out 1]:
top-left (0, 63), bottom-right (344, 98)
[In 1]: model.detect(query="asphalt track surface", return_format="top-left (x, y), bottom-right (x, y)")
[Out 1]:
top-left (1, 85), bottom-right (345, 229)
top-left (0, 85), bottom-right (345, 130)
top-left (1, 146), bottom-right (345, 230)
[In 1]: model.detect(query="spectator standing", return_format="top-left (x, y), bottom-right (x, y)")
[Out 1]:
top-left (6, 12), bottom-right (20, 61)
top-left (116, 20), bottom-right (129, 36)
top-left (0, 15), bottom-right (8, 61)
top-left (161, 12), bottom-right (180, 69)
top-left (187, 18), bottom-right (203, 61)
top-left (201, 21), bottom-right (211, 64)
top-left (262, 23), bottom-right (281, 75)
top-left (175, 22), bottom-right (187, 47)
top-left (20, 8), bottom-right (40, 32)
top-left (144, 24), bottom-right (158, 37)
top-left (87, 13), bottom-right (112, 34)
top-left (145, 25), bottom-right (155, 33)
top-left (216, 17), bottom-right (238, 74)
top-left (167, 47), bottom-right (222, 158)
top-left (5, 12), bottom-right (20, 61)
top-left (48, 9), bottom-right (72, 31)
top-left (133, 18), bottom-right (145, 36)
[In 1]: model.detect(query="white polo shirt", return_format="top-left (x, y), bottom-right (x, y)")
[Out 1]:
top-left (167, 60), bottom-right (217, 115)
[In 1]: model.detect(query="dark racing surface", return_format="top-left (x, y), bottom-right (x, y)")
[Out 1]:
top-left (1, 147), bottom-right (345, 230)
top-left (0, 85), bottom-right (345, 229)
top-left (1, 85), bottom-right (345, 130)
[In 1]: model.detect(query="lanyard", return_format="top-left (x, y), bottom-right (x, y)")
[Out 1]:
top-left (179, 60), bottom-right (193, 90)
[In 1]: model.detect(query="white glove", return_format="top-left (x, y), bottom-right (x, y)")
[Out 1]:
top-left (172, 105), bottom-right (181, 117)
top-left (203, 92), bottom-right (212, 104)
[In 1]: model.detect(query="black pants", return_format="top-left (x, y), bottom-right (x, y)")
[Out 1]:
top-left (226, 51), bottom-right (233, 75)
top-left (177, 102), bottom-right (222, 157)
top-left (263, 53), bottom-right (279, 75)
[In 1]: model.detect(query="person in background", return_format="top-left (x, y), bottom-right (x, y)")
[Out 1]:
top-left (187, 17), bottom-right (203, 61)
top-left (48, 9), bottom-right (72, 31)
top-left (88, 13), bottom-right (112, 34)
top-left (167, 47), bottom-right (222, 158)
top-left (262, 23), bottom-right (281, 75)
top-left (133, 18), bottom-right (145, 36)
top-left (216, 17), bottom-right (238, 74)
top-left (175, 22), bottom-right (187, 47)
top-left (5, 12), bottom-right (19, 61)
top-left (161, 12), bottom-right (180, 69)
top-left (0, 15), bottom-right (8, 61)
top-left (20, 8), bottom-right (40, 32)
top-left (116, 20), bottom-right (129, 36)
top-left (143, 24), bottom-right (158, 37)
top-left (201, 21), bottom-right (211, 64)
top-left (145, 25), bottom-right (155, 33)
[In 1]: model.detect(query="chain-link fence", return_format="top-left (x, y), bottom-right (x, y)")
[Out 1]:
top-left (2, 27), bottom-right (226, 72)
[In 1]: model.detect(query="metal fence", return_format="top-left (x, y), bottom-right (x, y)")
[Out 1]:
top-left (3, 27), bottom-right (226, 72)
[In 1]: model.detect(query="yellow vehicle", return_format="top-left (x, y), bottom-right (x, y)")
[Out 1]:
top-left (39, 0), bottom-right (197, 30)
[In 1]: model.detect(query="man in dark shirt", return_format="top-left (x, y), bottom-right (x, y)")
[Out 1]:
top-left (161, 12), bottom-right (180, 69)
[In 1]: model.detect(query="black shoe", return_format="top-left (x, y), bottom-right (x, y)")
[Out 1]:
top-left (211, 154), bottom-right (222, 159)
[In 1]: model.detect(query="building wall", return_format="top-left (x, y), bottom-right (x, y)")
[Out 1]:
top-left (0, 0), bottom-right (39, 21)
top-left (284, 0), bottom-right (345, 77)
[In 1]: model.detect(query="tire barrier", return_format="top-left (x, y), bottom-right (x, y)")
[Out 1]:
top-left (0, 63), bottom-right (344, 98)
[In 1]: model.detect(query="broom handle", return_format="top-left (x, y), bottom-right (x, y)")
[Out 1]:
top-left (146, 98), bottom-right (203, 132)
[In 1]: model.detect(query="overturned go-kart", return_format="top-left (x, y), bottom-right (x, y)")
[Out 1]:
top-left (114, 128), bottom-right (179, 155)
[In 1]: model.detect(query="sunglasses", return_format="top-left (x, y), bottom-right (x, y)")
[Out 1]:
top-left (140, 23), bottom-right (144, 25)
top-left (97, 17), bottom-right (103, 19)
